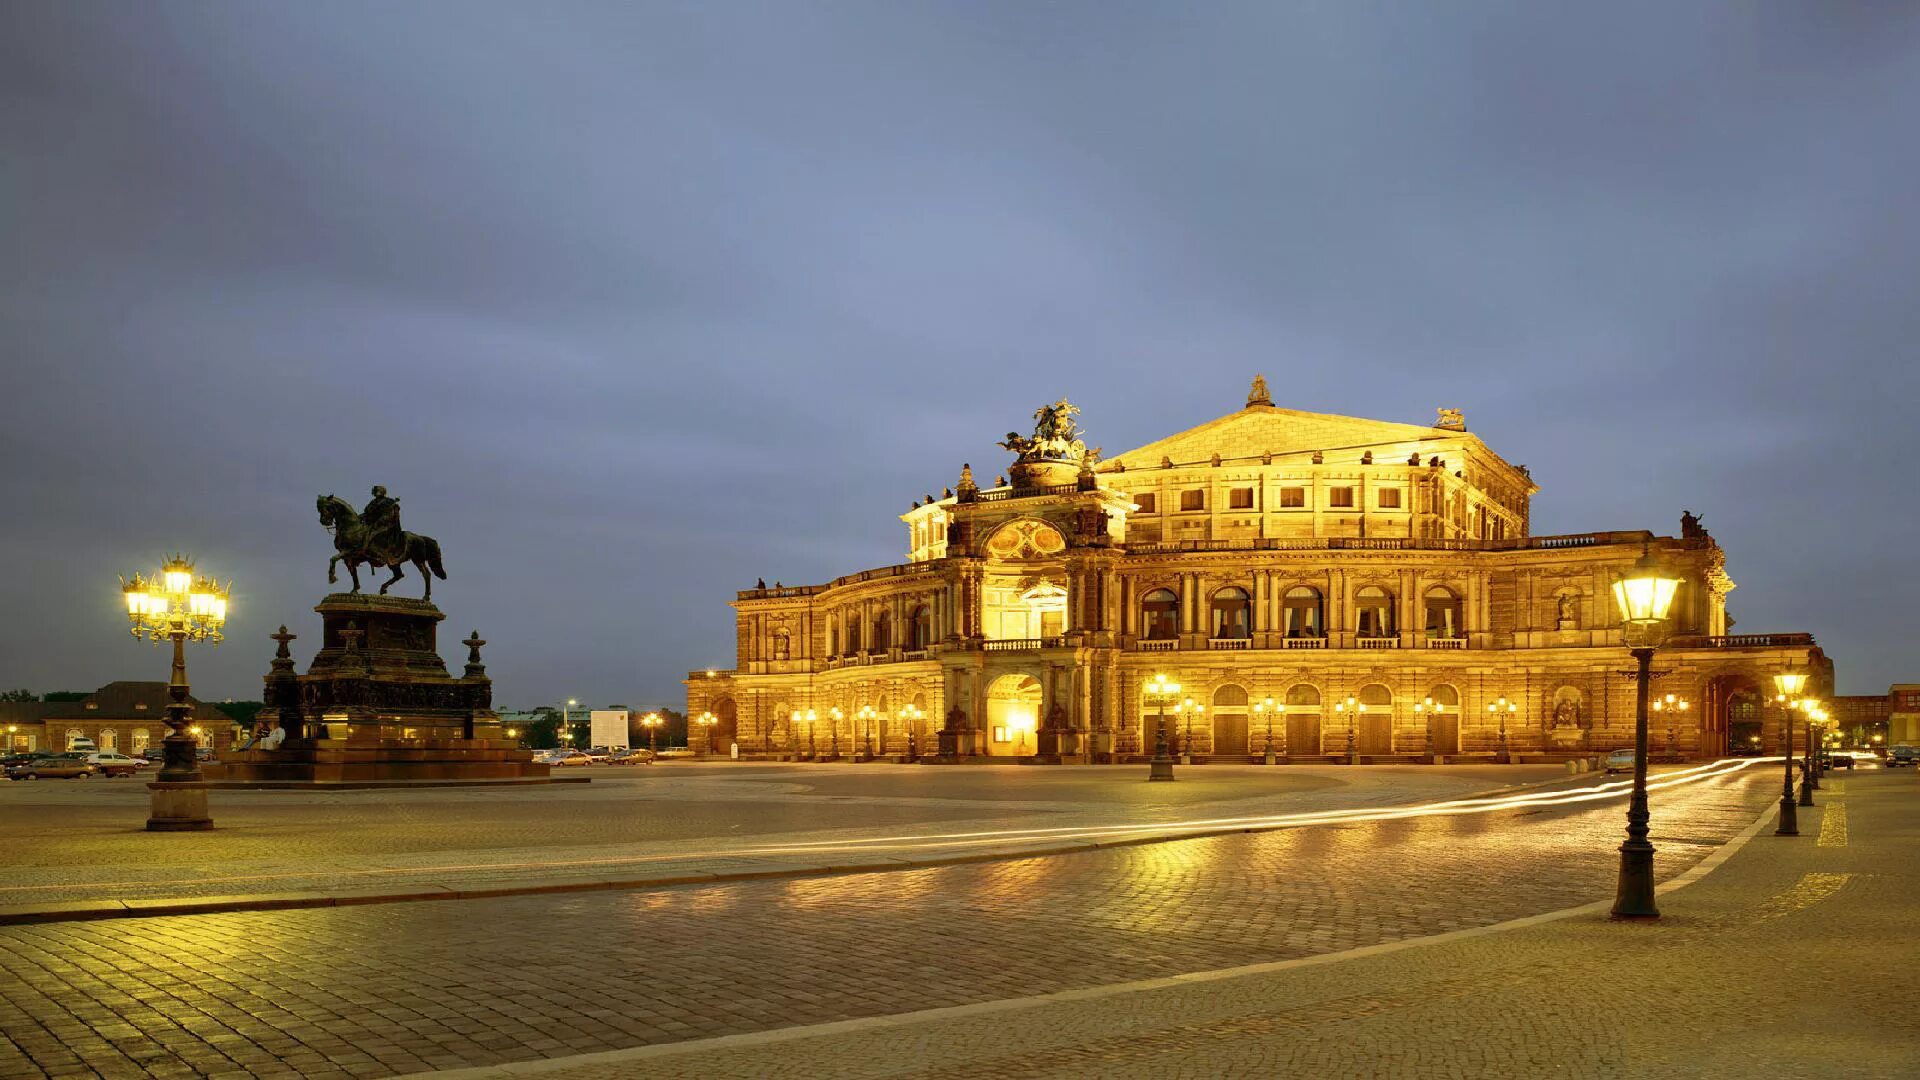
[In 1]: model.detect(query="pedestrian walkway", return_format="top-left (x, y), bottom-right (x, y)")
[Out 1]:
top-left (409, 772), bottom-right (1919, 1079)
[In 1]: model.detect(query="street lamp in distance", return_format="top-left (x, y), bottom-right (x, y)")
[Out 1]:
top-left (640, 711), bottom-right (662, 756)
top-left (1772, 671), bottom-right (1809, 836)
top-left (900, 703), bottom-right (925, 762)
top-left (694, 711), bottom-right (718, 756)
top-left (1333, 695), bottom-right (1359, 765)
top-left (1143, 674), bottom-right (1180, 781)
top-left (1609, 544), bottom-right (1684, 919)
top-left (1254, 695), bottom-right (1278, 765)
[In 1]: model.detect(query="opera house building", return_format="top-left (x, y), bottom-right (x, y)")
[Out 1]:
top-left (687, 378), bottom-right (1830, 764)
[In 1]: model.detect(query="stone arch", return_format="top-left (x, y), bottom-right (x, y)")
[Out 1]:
top-left (1209, 586), bottom-right (1252, 640)
top-left (1424, 684), bottom-right (1462, 754)
top-left (1355, 683), bottom-right (1394, 755)
top-left (985, 673), bottom-right (1042, 757)
top-left (1283, 683), bottom-right (1322, 757)
top-left (1282, 584), bottom-right (1325, 639)
top-left (65, 727), bottom-right (86, 751)
top-left (1211, 683), bottom-right (1249, 757)
top-left (1140, 587), bottom-right (1179, 641)
top-left (711, 694), bottom-right (738, 752)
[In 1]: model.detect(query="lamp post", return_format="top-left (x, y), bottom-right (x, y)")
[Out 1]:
top-left (1808, 706), bottom-right (1829, 789)
top-left (1333, 695), bottom-right (1359, 764)
top-left (827, 706), bottom-right (843, 760)
top-left (560, 697), bottom-right (579, 749)
top-left (1144, 674), bottom-right (1180, 781)
top-left (694, 711), bottom-right (718, 755)
top-left (506, 726), bottom-right (520, 747)
top-left (901, 703), bottom-right (924, 762)
top-left (640, 711), bottom-right (662, 755)
top-left (1414, 696), bottom-right (1437, 761)
top-left (1605, 545), bottom-right (1683, 918)
top-left (121, 555), bottom-right (230, 831)
top-left (1176, 697), bottom-right (1204, 764)
top-left (1773, 671), bottom-right (1808, 836)
top-left (857, 705), bottom-right (877, 760)
top-left (1255, 696), bottom-right (1278, 765)
top-left (1486, 696), bottom-right (1517, 763)
top-left (1650, 694), bottom-right (1691, 760)
top-left (1796, 700), bottom-right (1822, 806)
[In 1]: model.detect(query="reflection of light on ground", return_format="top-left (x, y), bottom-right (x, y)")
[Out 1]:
top-left (7, 759), bottom-right (1778, 899)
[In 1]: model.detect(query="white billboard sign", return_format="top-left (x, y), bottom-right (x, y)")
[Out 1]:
top-left (588, 709), bottom-right (630, 749)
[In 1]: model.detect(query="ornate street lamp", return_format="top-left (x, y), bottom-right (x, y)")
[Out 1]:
top-left (1254, 696), bottom-right (1278, 765)
top-left (1414, 696), bottom-right (1438, 761)
top-left (1333, 695), bottom-right (1359, 764)
top-left (1174, 697), bottom-right (1204, 764)
top-left (121, 554), bottom-right (229, 831)
top-left (1772, 671), bottom-right (1809, 836)
top-left (1795, 699), bottom-right (1823, 805)
top-left (1144, 674), bottom-right (1180, 781)
top-left (1650, 694), bottom-right (1691, 758)
top-left (828, 706), bottom-right (843, 760)
top-left (857, 705), bottom-right (878, 760)
top-left (1609, 544), bottom-right (1684, 918)
top-left (640, 711), bottom-right (662, 755)
top-left (694, 711), bottom-right (718, 755)
top-left (901, 703), bottom-right (925, 762)
top-left (1486, 696), bottom-right (1518, 763)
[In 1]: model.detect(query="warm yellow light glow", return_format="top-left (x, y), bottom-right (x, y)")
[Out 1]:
top-left (164, 568), bottom-right (192, 594)
top-left (1612, 547), bottom-right (1682, 627)
top-left (1774, 671), bottom-right (1809, 697)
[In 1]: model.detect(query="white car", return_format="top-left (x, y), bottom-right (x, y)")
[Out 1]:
top-left (1604, 748), bottom-right (1638, 775)
top-left (536, 749), bottom-right (592, 766)
top-left (83, 751), bottom-right (145, 776)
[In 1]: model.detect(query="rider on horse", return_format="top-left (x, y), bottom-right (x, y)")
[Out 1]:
top-left (362, 486), bottom-right (406, 567)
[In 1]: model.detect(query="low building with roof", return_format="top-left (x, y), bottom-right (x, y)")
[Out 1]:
top-left (2, 682), bottom-right (229, 755)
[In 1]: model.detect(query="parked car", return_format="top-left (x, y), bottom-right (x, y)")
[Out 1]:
top-left (10, 756), bottom-right (96, 780)
top-left (608, 748), bottom-right (655, 765)
top-left (84, 752), bottom-right (144, 776)
top-left (1604, 748), bottom-right (1638, 775)
top-left (143, 746), bottom-right (166, 762)
top-left (583, 746), bottom-right (614, 763)
top-left (536, 749), bottom-right (593, 767)
top-left (1885, 745), bottom-right (1917, 768)
top-left (1, 752), bottom-right (38, 771)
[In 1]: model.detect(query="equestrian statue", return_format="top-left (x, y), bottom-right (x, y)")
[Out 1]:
top-left (317, 486), bottom-right (447, 600)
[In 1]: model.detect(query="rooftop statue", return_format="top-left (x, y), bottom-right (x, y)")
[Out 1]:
top-left (317, 486), bottom-right (448, 601)
top-left (998, 398), bottom-right (1093, 464)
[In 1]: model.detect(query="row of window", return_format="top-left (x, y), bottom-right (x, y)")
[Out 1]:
top-left (1139, 585), bottom-right (1464, 640)
top-left (814, 606), bottom-right (937, 658)
top-left (1135, 487), bottom-right (1404, 514)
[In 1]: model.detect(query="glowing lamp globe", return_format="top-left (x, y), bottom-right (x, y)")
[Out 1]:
top-left (1612, 548), bottom-right (1682, 627)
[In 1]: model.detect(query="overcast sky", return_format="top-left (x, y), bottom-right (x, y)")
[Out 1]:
top-left (3, 3), bottom-right (1916, 705)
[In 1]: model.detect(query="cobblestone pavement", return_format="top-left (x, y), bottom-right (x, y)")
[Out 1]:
top-left (0, 764), bottom-right (1561, 905)
top-left (0, 765), bottom-right (1775, 1078)
top-left (413, 771), bottom-right (1920, 1080)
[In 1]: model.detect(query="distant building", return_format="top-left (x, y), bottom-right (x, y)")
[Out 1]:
top-left (1889, 684), bottom-right (1920, 746)
top-left (689, 380), bottom-right (1830, 762)
top-left (1, 681), bottom-right (229, 755)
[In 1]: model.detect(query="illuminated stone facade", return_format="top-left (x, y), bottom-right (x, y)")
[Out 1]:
top-left (688, 380), bottom-right (1831, 763)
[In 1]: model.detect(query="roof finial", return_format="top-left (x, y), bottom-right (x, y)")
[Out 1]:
top-left (1435, 407), bottom-right (1466, 431)
top-left (1247, 374), bottom-right (1272, 408)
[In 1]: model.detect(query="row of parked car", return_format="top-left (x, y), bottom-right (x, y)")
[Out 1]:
top-left (3, 750), bottom-right (155, 780)
top-left (532, 746), bottom-right (657, 767)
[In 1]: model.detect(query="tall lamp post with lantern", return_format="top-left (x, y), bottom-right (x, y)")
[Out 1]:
top-left (121, 555), bottom-right (230, 831)
top-left (1144, 674), bottom-right (1180, 781)
top-left (1333, 695), bottom-right (1359, 765)
top-left (1772, 671), bottom-right (1809, 836)
top-left (640, 711), bottom-right (662, 756)
top-left (694, 711), bottom-right (718, 756)
top-left (1254, 695), bottom-right (1279, 765)
top-left (1609, 544), bottom-right (1683, 919)
top-left (901, 703), bottom-right (925, 762)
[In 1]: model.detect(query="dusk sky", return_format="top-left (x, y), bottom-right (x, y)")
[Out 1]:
top-left (3, 3), bottom-right (1916, 706)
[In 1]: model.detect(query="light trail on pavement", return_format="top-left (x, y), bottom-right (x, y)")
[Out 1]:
top-left (0, 758), bottom-right (1781, 899)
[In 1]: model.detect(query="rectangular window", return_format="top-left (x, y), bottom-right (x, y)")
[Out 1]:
top-left (1329, 487), bottom-right (1355, 508)
top-left (1378, 488), bottom-right (1401, 509)
top-left (1279, 487), bottom-right (1306, 508)
top-left (1229, 487), bottom-right (1254, 509)
top-left (1180, 490), bottom-right (1205, 512)
top-left (1135, 493), bottom-right (1156, 514)
top-left (992, 726), bottom-right (1008, 743)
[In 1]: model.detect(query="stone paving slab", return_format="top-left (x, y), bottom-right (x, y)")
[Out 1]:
top-left (0, 768), bottom-right (1776, 1079)
top-left (402, 772), bottom-right (1920, 1080)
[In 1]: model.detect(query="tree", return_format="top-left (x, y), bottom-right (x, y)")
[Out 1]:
top-left (41, 691), bottom-right (88, 702)
top-left (215, 701), bottom-right (264, 725)
top-left (0, 689), bottom-right (35, 702)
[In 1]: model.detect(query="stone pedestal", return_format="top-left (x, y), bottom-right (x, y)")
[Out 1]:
top-left (222, 593), bottom-right (551, 785)
top-left (147, 781), bottom-right (213, 831)
top-left (1548, 727), bottom-right (1588, 753)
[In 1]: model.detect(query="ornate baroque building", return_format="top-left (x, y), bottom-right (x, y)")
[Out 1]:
top-left (687, 379), bottom-right (1832, 763)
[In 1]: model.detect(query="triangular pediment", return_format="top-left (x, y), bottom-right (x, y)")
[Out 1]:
top-left (1103, 403), bottom-right (1459, 470)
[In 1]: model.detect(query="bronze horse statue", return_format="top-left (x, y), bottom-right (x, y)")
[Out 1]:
top-left (317, 494), bottom-right (447, 600)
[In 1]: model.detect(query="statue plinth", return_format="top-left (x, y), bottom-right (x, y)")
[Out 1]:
top-left (226, 592), bottom-right (553, 785)
top-left (1009, 459), bottom-right (1079, 489)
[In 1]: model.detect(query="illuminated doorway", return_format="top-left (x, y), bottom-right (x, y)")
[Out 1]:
top-left (985, 674), bottom-right (1042, 757)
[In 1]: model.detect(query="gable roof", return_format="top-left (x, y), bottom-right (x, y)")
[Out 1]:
top-left (39, 681), bottom-right (215, 721)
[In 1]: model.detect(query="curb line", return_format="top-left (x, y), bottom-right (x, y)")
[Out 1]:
top-left (0, 770), bottom-right (1607, 927)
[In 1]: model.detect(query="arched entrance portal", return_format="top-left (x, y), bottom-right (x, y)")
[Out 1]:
top-left (1706, 673), bottom-right (1765, 756)
top-left (985, 674), bottom-right (1041, 757)
top-left (712, 696), bottom-right (738, 754)
top-left (1425, 685), bottom-right (1462, 755)
top-left (1357, 684), bottom-right (1394, 755)
top-left (1211, 684), bottom-right (1249, 757)
top-left (1284, 684), bottom-right (1322, 757)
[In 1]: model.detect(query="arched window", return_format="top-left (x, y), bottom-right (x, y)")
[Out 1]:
top-left (65, 728), bottom-right (85, 750)
top-left (130, 729), bottom-right (150, 756)
top-left (1359, 683), bottom-right (1394, 709)
top-left (1283, 586), bottom-right (1324, 638)
top-left (1356, 586), bottom-right (1395, 638)
top-left (1285, 684), bottom-right (1322, 708)
top-left (1425, 685), bottom-right (1461, 710)
top-left (872, 611), bottom-right (891, 653)
top-left (99, 729), bottom-right (117, 752)
top-left (1424, 586), bottom-right (1463, 639)
top-left (1210, 587), bottom-right (1251, 639)
top-left (1141, 588), bottom-right (1179, 640)
top-left (909, 605), bottom-right (931, 650)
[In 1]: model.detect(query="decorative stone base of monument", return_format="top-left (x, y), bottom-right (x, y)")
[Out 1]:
top-left (1547, 727), bottom-right (1589, 753)
top-left (146, 782), bottom-right (213, 831)
top-left (221, 592), bottom-right (552, 786)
